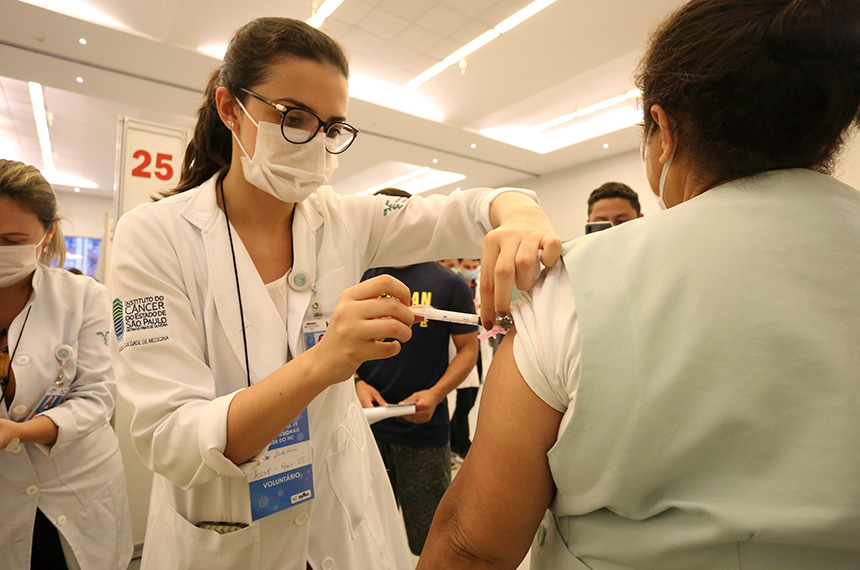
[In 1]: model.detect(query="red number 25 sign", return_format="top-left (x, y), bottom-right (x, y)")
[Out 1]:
top-left (116, 118), bottom-right (187, 218)
top-left (130, 150), bottom-right (174, 181)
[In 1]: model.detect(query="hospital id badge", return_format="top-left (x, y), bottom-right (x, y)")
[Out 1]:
top-left (248, 409), bottom-right (314, 521)
top-left (29, 381), bottom-right (70, 420)
top-left (302, 313), bottom-right (331, 351)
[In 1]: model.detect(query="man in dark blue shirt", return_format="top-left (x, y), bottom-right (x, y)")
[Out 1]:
top-left (355, 259), bottom-right (478, 555)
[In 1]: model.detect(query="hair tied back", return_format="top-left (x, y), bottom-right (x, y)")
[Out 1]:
top-left (767, 0), bottom-right (860, 60)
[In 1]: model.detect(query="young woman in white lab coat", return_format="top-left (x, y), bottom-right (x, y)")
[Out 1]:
top-left (0, 160), bottom-right (132, 569)
top-left (109, 17), bottom-right (560, 570)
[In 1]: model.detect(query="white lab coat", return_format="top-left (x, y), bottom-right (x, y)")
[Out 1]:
top-left (0, 266), bottom-right (133, 569)
top-left (109, 175), bottom-right (529, 570)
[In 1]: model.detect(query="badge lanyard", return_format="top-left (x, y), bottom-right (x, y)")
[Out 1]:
top-left (219, 178), bottom-right (315, 519)
top-left (1, 306), bottom-right (32, 406)
top-left (28, 344), bottom-right (75, 419)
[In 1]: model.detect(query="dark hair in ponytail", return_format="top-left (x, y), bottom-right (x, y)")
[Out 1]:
top-left (167, 18), bottom-right (349, 196)
top-left (636, 0), bottom-right (860, 182)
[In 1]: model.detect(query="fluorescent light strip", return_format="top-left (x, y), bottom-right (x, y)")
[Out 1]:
top-left (495, 0), bottom-right (558, 33)
top-left (533, 89), bottom-right (642, 132)
top-left (405, 0), bottom-right (558, 89)
top-left (442, 30), bottom-right (500, 66)
top-left (28, 82), bottom-right (54, 172)
top-left (308, 0), bottom-right (345, 29)
top-left (481, 103), bottom-right (641, 154)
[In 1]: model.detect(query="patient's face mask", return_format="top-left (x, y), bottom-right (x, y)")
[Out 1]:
top-left (232, 97), bottom-right (336, 203)
top-left (643, 125), bottom-right (676, 211)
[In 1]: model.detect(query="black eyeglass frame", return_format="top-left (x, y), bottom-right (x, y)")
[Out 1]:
top-left (238, 87), bottom-right (359, 154)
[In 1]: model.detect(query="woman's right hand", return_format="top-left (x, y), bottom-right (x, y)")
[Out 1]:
top-left (311, 274), bottom-right (416, 384)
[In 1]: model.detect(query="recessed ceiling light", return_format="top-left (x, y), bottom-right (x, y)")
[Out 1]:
top-left (78, 38), bottom-right (87, 45)
top-left (603, 143), bottom-right (610, 149)
top-left (74, 187), bottom-right (81, 192)
top-left (432, 158), bottom-right (438, 164)
top-left (76, 76), bottom-right (84, 83)
top-left (470, 143), bottom-right (477, 149)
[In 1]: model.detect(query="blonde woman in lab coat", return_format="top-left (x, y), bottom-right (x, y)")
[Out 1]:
top-left (0, 160), bottom-right (132, 569)
top-left (109, 17), bottom-right (560, 570)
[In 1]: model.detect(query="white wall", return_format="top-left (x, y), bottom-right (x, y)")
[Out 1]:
top-left (514, 134), bottom-right (860, 242)
top-left (55, 191), bottom-right (113, 239)
top-left (511, 149), bottom-right (659, 242)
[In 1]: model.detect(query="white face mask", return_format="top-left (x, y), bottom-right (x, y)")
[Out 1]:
top-left (644, 123), bottom-right (676, 212)
top-left (232, 97), bottom-right (337, 203)
top-left (0, 236), bottom-right (45, 287)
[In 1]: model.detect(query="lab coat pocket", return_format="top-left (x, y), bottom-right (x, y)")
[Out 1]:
top-left (160, 504), bottom-right (261, 570)
top-left (326, 402), bottom-right (375, 535)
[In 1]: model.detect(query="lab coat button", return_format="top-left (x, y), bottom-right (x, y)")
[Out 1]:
top-left (15, 355), bottom-right (29, 366)
top-left (57, 515), bottom-right (67, 526)
top-left (25, 485), bottom-right (39, 496)
top-left (294, 512), bottom-right (309, 526)
top-left (322, 558), bottom-right (335, 570)
top-left (12, 405), bottom-right (27, 415)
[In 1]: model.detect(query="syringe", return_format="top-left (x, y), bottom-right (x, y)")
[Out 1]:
top-left (410, 305), bottom-right (480, 326)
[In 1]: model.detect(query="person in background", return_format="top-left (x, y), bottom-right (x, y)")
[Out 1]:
top-left (109, 17), bottom-right (560, 570)
top-left (0, 159), bottom-right (132, 569)
top-left (586, 181), bottom-right (642, 227)
top-left (448, 258), bottom-right (486, 465)
top-left (354, 190), bottom-right (478, 555)
top-left (419, 0), bottom-right (860, 568)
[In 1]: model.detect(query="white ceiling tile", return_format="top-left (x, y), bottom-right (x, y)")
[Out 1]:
top-left (442, 0), bottom-right (495, 19)
top-left (417, 4), bottom-right (470, 37)
top-left (356, 7), bottom-right (411, 41)
top-left (425, 37), bottom-right (461, 61)
top-left (320, 19), bottom-right (353, 44)
top-left (450, 20), bottom-right (490, 45)
top-left (331, 0), bottom-right (375, 25)
top-left (476, 1), bottom-right (533, 28)
top-left (375, 0), bottom-right (434, 22)
top-left (343, 27), bottom-right (389, 57)
top-left (392, 25), bottom-right (444, 53)
top-left (377, 43), bottom-right (422, 71)
top-left (404, 53), bottom-right (440, 76)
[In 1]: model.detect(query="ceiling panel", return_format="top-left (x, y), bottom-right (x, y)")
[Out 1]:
top-left (0, 0), bottom-right (690, 200)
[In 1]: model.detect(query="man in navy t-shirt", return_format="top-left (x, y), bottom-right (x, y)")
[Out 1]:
top-left (355, 260), bottom-right (478, 555)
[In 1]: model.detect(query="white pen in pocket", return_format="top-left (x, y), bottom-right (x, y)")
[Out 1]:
top-left (410, 305), bottom-right (480, 326)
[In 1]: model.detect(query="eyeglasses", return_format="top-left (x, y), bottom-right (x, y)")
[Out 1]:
top-left (239, 88), bottom-right (359, 154)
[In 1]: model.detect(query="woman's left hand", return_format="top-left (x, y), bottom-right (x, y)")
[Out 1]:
top-left (481, 192), bottom-right (562, 328)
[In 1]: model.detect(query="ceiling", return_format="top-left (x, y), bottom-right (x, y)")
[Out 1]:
top-left (0, 0), bottom-right (685, 198)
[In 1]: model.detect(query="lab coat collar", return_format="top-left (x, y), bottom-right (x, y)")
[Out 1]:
top-left (180, 175), bottom-right (328, 364)
top-left (178, 175), bottom-right (220, 231)
top-left (188, 176), bottom-right (290, 383)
